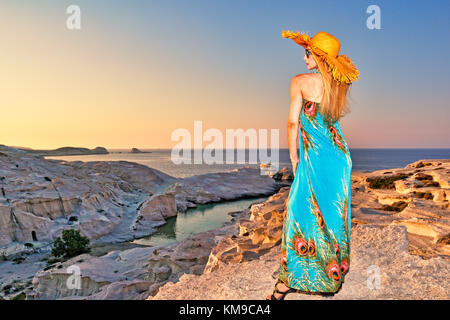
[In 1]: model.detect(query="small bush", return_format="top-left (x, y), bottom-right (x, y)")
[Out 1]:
top-left (366, 174), bottom-right (409, 189)
top-left (51, 229), bottom-right (90, 259)
top-left (12, 292), bottom-right (26, 300)
top-left (2, 285), bottom-right (12, 294)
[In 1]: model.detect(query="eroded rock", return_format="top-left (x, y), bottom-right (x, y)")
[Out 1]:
top-left (150, 224), bottom-right (450, 300)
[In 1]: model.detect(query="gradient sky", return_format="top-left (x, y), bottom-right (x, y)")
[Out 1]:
top-left (1, 0), bottom-right (449, 149)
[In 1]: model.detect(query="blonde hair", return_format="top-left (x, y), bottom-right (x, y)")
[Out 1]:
top-left (314, 55), bottom-right (353, 123)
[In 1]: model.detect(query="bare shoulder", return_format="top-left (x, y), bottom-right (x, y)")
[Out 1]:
top-left (291, 73), bottom-right (319, 87)
top-left (291, 73), bottom-right (317, 95)
top-left (291, 73), bottom-right (308, 85)
top-left (291, 73), bottom-right (323, 99)
top-left (290, 74), bottom-right (307, 93)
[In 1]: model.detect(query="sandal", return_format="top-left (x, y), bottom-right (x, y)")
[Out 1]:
top-left (266, 279), bottom-right (297, 300)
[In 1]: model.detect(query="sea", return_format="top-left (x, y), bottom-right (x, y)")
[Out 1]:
top-left (45, 148), bottom-right (450, 178)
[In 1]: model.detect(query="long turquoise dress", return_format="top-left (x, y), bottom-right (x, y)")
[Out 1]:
top-left (278, 98), bottom-right (352, 293)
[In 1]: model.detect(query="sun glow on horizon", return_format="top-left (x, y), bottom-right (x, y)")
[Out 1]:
top-left (1, 1), bottom-right (449, 149)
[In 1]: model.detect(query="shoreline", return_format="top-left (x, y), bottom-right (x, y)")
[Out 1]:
top-left (0, 144), bottom-right (284, 299)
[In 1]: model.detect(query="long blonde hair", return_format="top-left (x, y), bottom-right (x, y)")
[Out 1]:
top-left (315, 55), bottom-right (353, 123)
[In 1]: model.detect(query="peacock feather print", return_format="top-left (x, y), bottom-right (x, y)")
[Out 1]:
top-left (301, 99), bottom-right (321, 130)
top-left (331, 177), bottom-right (351, 275)
top-left (287, 269), bottom-right (310, 292)
top-left (300, 127), bottom-right (318, 168)
top-left (278, 92), bottom-right (352, 293)
top-left (326, 120), bottom-right (349, 156)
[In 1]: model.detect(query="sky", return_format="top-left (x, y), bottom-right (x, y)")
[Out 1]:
top-left (0, 0), bottom-right (449, 149)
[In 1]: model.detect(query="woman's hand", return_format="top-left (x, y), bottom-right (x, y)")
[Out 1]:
top-left (291, 156), bottom-right (299, 176)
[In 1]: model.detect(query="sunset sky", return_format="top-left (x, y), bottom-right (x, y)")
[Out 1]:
top-left (1, 0), bottom-right (449, 149)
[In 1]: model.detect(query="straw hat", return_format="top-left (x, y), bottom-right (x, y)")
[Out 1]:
top-left (282, 30), bottom-right (360, 84)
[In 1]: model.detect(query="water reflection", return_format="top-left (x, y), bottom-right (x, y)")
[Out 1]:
top-left (132, 196), bottom-right (268, 247)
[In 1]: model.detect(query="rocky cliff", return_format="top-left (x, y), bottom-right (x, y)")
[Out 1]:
top-left (0, 145), bottom-right (280, 259)
top-left (0, 144), bottom-right (281, 299)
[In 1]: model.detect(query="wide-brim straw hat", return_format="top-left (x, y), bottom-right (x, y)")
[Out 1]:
top-left (282, 30), bottom-right (360, 84)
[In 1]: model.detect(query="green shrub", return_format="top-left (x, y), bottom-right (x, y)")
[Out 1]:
top-left (366, 174), bottom-right (409, 189)
top-left (12, 292), bottom-right (26, 300)
top-left (51, 229), bottom-right (90, 259)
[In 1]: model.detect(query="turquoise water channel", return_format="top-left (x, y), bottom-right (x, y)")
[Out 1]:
top-left (132, 196), bottom-right (268, 247)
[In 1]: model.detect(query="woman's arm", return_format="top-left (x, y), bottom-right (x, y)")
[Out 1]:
top-left (287, 75), bottom-right (303, 176)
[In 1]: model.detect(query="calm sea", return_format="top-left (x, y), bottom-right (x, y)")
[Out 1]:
top-left (45, 148), bottom-right (450, 179)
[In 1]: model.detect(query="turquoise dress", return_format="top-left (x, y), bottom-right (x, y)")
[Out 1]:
top-left (278, 98), bottom-right (352, 293)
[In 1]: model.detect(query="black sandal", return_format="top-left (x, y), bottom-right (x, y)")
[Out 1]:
top-left (266, 279), bottom-right (297, 300)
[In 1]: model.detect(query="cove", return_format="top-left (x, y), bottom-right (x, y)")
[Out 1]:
top-left (132, 196), bottom-right (268, 247)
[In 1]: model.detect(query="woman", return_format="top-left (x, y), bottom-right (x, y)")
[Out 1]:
top-left (266, 31), bottom-right (360, 300)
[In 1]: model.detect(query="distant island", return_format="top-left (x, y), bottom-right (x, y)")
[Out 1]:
top-left (130, 148), bottom-right (151, 153)
top-left (16, 146), bottom-right (109, 156)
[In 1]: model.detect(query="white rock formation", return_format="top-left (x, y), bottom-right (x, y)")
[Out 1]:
top-left (0, 145), bottom-right (280, 259)
top-left (27, 210), bottom-right (248, 300)
top-left (0, 145), bottom-right (176, 257)
top-left (166, 167), bottom-right (280, 212)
